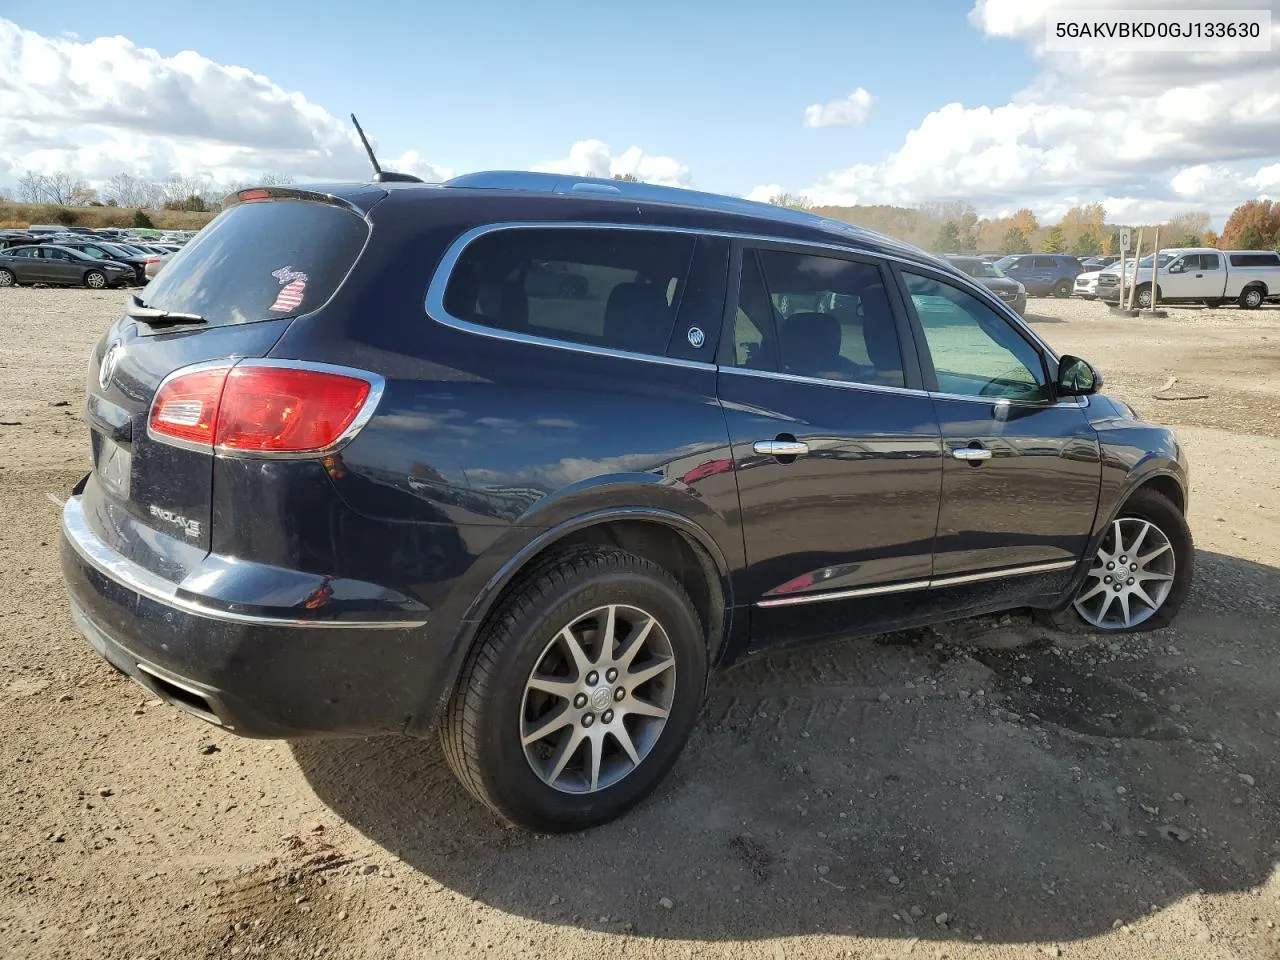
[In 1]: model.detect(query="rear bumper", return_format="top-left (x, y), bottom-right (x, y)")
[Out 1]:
top-left (60, 492), bottom-right (441, 738)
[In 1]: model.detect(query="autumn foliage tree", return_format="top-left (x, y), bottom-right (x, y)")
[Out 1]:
top-left (1042, 225), bottom-right (1067, 253)
top-left (1220, 200), bottom-right (1280, 250)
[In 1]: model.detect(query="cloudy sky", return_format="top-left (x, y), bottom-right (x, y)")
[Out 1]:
top-left (2, 0), bottom-right (1277, 224)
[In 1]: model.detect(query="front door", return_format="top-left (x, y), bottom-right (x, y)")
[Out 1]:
top-left (895, 266), bottom-right (1102, 609)
top-left (717, 242), bottom-right (944, 651)
top-left (1160, 254), bottom-right (1200, 300)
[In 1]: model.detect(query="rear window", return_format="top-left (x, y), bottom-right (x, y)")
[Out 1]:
top-left (139, 199), bottom-right (368, 327)
top-left (1229, 253), bottom-right (1280, 267)
top-left (442, 228), bottom-right (695, 357)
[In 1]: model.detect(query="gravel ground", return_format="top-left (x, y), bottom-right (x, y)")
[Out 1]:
top-left (2, 287), bottom-right (1279, 960)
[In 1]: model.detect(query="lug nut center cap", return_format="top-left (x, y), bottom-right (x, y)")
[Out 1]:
top-left (590, 687), bottom-right (613, 712)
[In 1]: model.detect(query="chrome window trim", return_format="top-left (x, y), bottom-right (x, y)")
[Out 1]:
top-left (721, 365), bottom-right (928, 399)
top-left (62, 496), bottom-right (427, 630)
top-left (756, 559), bottom-right (1077, 608)
top-left (146, 358), bottom-right (387, 460)
top-left (424, 221), bottom-right (1058, 370)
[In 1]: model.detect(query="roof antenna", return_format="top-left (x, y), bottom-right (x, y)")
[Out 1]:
top-left (350, 113), bottom-right (423, 184)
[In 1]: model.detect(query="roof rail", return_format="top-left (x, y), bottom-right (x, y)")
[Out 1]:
top-left (443, 171), bottom-right (878, 241)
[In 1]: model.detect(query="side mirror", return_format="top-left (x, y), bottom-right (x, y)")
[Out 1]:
top-left (1167, 260), bottom-right (1185, 274)
top-left (1057, 355), bottom-right (1103, 396)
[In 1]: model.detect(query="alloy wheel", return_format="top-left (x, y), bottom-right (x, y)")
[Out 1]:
top-left (0, 270), bottom-right (13, 287)
top-left (86, 272), bottom-right (106, 289)
top-left (1073, 517), bottom-right (1176, 630)
top-left (520, 603), bottom-right (676, 794)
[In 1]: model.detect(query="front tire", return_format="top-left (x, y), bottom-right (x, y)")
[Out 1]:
top-left (84, 270), bottom-right (107, 290)
top-left (1239, 287), bottom-right (1264, 310)
top-left (441, 546), bottom-right (708, 831)
top-left (1062, 488), bottom-right (1193, 633)
top-left (1054, 279), bottom-right (1072, 298)
top-left (0, 268), bottom-right (15, 287)
top-left (1135, 286), bottom-right (1154, 309)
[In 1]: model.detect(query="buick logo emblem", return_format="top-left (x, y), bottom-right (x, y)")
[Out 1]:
top-left (99, 344), bottom-right (122, 391)
top-left (686, 326), bottom-right (705, 348)
top-left (590, 687), bottom-right (612, 711)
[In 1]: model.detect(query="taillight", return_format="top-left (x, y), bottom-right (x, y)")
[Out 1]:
top-left (149, 366), bottom-right (229, 449)
top-left (148, 362), bottom-right (380, 456)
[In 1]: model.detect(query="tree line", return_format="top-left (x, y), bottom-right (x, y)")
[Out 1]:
top-left (773, 194), bottom-right (1280, 256)
top-left (6, 170), bottom-right (293, 214)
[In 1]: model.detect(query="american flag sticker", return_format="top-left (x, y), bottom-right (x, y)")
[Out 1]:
top-left (269, 266), bottom-right (309, 313)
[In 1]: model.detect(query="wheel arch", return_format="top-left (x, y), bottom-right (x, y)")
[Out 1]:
top-left (423, 506), bottom-right (737, 731)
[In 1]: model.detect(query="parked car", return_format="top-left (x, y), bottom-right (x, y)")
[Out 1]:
top-left (1097, 248), bottom-right (1280, 309)
top-left (54, 240), bottom-right (149, 285)
top-left (25, 224), bottom-right (67, 235)
top-left (994, 254), bottom-right (1083, 297)
top-left (0, 243), bottom-right (135, 288)
top-left (60, 174), bottom-right (1193, 831)
top-left (143, 252), bottom-right (172, 281)
top-left (943, 255), bottom-right (1027, 314)
top-left (1073, 269), bottom-right (1105, 299)
top-left (1080, 256), bottom-right (1119, 271)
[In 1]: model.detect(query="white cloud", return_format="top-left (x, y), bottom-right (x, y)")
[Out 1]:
top-left (746, 183), bottom-right (784, 203)
top-left (790, 0), bottom-right (1280, 224)
top-left (533, 139), bottom-right (691, 187)
top-left (0, 18), bottom-right (450, 192)
top-left (803, 88), bottom-right (873, 128)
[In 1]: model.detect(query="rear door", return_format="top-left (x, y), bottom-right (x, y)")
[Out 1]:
top-left (80, 194), bottom-right (372, 580)
top-left (717, 242), bottom-right (944, 649)
top-left (894, 265), bottom-right (1101, 606)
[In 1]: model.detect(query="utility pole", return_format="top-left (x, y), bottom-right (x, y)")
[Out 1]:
top-left (1127, 230), bottom-right (1144, 311)
top-left (1149, 227), bottom-right (1161, 312)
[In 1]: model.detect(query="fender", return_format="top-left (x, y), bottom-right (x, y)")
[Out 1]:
top-left (1053, 461), bottom-right (1187, 610)
top-left (410, 480), bottom-right (743, 733)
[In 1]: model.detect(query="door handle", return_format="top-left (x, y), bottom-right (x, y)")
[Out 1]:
top-left (754, 439), bottom-right (809, 458)
top-left (952, 446), bottom-right (992, 462)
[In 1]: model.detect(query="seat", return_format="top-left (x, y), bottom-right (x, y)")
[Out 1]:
top-left (859, 290), bottom-right (905, 386)
top-left (475, 281), bottom-right (529, 332)
top-left (603, 283), bottom-right (670, 354)
top-left (779, 311), bottom-right (843, 377)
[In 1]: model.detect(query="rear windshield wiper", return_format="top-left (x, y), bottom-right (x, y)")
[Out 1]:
top-left (126, 295), bottom-right (207, 327)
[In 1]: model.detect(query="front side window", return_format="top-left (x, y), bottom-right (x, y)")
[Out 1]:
top-left (904, 271), bottom-right (1049, 402)
top-left (727, 248), bottom-right (905, 387)
top-left (443, 228), bottom-right (695, 357)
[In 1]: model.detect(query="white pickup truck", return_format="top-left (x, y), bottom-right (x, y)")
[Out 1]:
top-left (1097, 247), bottom-right (1280, 309)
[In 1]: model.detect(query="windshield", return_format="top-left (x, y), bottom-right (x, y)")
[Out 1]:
top-left (995, 256), bottom-right (1020, 270)
top-left (1136, 253), bottom-right (1176, 268)
top-left (979, 262), bottom-right (1005, 278)
top-left (141, 199), bottom-right (368, 327)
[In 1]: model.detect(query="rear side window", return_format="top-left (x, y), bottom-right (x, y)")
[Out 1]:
top-left (1201, 254), bottom-right (1221, 270)
top-left (444, 228), bottom-right (695, 357)
top-left (1229, 253), bottom-right (1280, 267)
top-left (140, 199), bottom-right (368, 327)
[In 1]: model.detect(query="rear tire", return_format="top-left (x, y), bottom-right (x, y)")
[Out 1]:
top-left (0, 268), bottom-right (15, 287)
top-left (84, 270), bottom-right (107, 290)
top-left (1239, 287), bottom-right (1264, 310)
top-left (441, 546), bottom-right (708, 831)
top-left (1053, 279), bottom-right (1072, 298)
top-left (1044, 488), bottom-right (1192, 635)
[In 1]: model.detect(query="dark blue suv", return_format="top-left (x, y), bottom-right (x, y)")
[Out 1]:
top-left (60, 174), bottom-right (1192, 831)
top-left (995, 254), bottom-right (1084, 298)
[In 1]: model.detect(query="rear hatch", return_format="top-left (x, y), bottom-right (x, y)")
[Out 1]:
top-left (81, 193), bottom-right (372, 579)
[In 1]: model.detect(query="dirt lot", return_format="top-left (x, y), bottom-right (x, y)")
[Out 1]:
top-left (2, 288), bottom-right (1279, 960)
